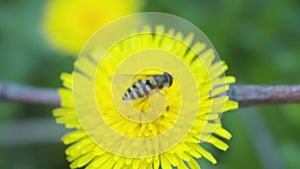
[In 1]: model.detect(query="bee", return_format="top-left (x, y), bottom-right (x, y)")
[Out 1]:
top-left (119, 72), bottom-right (173, 101)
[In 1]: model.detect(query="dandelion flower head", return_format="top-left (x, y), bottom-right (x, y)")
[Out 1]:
top-left (42, 0), bottom-right (143, 55)
top-left (54, 13), bottom-right (238, 169)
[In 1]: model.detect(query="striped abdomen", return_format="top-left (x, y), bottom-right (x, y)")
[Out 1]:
top-left (122, 80), bottom-right (154, 100)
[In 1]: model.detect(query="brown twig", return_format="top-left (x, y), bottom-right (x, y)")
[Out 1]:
top-left (229, 85), bottom-right (300, 106)
top-left (0, 81), bottom-right (60, 107)
top-left (0, 81), bottom-right (300, 107)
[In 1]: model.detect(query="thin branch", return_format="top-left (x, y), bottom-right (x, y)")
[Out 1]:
top-left (1, 81), bottom-right (300, 107)
top-left (0, 81), bottom-right (60, 107)
top-left (229, 85), bottom-right (300, 106)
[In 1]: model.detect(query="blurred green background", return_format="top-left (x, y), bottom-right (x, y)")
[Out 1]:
top-left (0, 0), bottom-right (300, 169)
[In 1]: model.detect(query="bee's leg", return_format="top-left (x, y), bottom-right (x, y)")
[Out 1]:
top-left (139, 96), bottom-right (149, 123)
top-left (135, 97), bottom-right (146, 106)
top-left (150, 89), bottom-right (166, 97)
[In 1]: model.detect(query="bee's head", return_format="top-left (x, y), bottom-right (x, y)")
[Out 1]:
top-left (163, 72), bottom-right (173, 87)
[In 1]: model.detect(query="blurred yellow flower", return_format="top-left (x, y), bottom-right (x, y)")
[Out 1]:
top-left (53, 24), bottom-right (238, 169)
top-left (42, 0), bottom-right (143, 56)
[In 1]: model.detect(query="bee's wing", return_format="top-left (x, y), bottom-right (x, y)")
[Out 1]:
top-left (109, 74), bottom-right (156, 84)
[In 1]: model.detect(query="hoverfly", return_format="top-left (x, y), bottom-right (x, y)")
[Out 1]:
top-left (110, 72), bottom-right (173, 101)
top-left (110, 72), bottom-right (173, 121)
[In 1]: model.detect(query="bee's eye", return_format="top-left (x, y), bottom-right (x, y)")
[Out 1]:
top-left (169, 77), bottom-right (173, 86)
top-left (164, 72), bottom-right (173, 86)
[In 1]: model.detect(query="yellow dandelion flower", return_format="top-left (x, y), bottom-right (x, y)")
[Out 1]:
top-left (42, 0), bottom-right (144, 56)
top-left (53, 13), bottom-right (238, 169)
